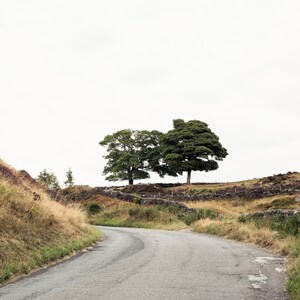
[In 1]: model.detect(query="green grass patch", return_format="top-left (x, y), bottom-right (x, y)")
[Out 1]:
top-left (0, 228), bottom-right (102, 285)
top-left (285, 238), bottom-right (300, 300)
top-left (288, 258), bottom-right (300, 300)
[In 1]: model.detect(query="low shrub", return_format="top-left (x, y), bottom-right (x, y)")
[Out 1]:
top-left (86, 203), bottom-right (103, 215)
top-left (288, 258), bottom-right (300, 300)
top-left (285, 238), bottom-right (300, 300)
top-left (240, 213), bottom-right (300, 237)
top-left (132, 193), bottom-right (141, 205)
top-left (180, 209), bottom-right (218, 225)
top-left (158, 204), bottom-right (219, 225)
top-left (129, 207), bottom-right (160, 221)
top-left (285, 214), bottom-right (300, 236)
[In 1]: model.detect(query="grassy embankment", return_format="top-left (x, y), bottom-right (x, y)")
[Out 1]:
top-left (0, 161), bottom-right (102, 285)
top-left (64, 186), bottom-right (218, 230)
top-left (82, 195), bottom-right (186, 230)
top-left (169, 178), bottom-right (300, 300)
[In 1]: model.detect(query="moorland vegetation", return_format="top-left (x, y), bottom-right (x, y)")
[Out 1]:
top-left (0, 160), bottom-right (101, 285)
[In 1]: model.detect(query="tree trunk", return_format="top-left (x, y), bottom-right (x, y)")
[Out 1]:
top-left (186, 170), bottom-right (192, 185)
top-left (128, 178), bottom-right (134, 185)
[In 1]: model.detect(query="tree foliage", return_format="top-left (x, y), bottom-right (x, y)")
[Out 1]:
top-left (37, 169), bottom-right (60, 190)
top-left (99, 119), bottom-right (228, 185)
top-left (64, 168), bottom-right (74, 187)
top-left (161, 119), bottom-right (228, 184)
top-left (99, 129), bottom-right (168, 185)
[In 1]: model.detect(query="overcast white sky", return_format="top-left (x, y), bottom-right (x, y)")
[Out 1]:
top-left (1, 1), bottom-right (299, 186)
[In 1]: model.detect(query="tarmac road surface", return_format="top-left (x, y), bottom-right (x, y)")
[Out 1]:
top-left (0, 226), bottom-right (287, 300)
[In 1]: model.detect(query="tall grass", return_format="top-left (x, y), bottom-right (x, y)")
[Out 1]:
top-left (0, 178), bottom-right (101, 284)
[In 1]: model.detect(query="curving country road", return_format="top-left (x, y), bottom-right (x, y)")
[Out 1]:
top-left (0, 227), bottom-right (287, 300)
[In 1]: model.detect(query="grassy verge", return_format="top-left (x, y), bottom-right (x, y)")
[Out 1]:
top-left (1, 229), bottom-right (101, 284)
top-left (0, 177), bottom-right (102, 285)
top-left (186, 196), bottom-right (300, 299)
top-left (89, 203), bottom-right (186, 230)
top-left (285, 238), bottom-right (300, 299)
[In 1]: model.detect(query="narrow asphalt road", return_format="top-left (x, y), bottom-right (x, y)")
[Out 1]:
top-left (0, 227), bottom-right (287, 300)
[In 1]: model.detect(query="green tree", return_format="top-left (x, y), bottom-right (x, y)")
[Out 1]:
top-left (161, 119), bottom-right (228, 184)
top-left (100, 129), bottom-right (168, 185)
top-left (37, 169), bottom-right (60, 190)
top-left (64, 168), bottom-right (74, 187)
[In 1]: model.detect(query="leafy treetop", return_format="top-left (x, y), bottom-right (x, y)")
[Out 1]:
top-left (161, 119), bottom-right (228, 184)
top-left (37, 169), bottom-right (60, 190)
top-left (64, 168), bottom-right (74, 187)
top-left (99, 129), bottom-right (167, 185)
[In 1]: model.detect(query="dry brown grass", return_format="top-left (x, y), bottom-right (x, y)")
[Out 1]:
top-left (193, 218), bottom-right (282, 249)
top-left (0, 161), bottom-right (101, 284)
top-left (35, 187), bottom-right (89, 229)
top-left (0, 179), bottom-right (93, 257)
top-left (185, 195), bottom-right (298, 216)
top-left (186, 195), bottom-right (298, 252)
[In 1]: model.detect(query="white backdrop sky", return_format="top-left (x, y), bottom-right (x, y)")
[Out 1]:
top-left (1, 1), bottom-right (299, 186)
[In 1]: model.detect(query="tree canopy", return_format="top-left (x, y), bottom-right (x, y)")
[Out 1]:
top-left (160, 119), bottom-right (228, 184)
top-left (36, 169), bottom-right (60, 190)
top-left (64, 168), bottom-right (74, 187)
top-left (99, 119), bottom-right (228, 185)
top-left (99, 129), bottom-right (168, 185)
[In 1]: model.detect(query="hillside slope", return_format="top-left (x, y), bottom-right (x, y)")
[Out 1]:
top-left (0, 160), bottom-right (101, 284)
